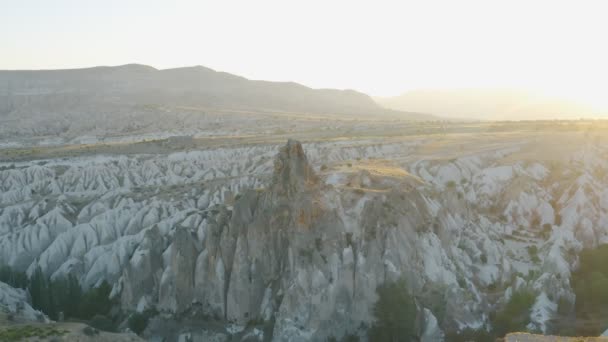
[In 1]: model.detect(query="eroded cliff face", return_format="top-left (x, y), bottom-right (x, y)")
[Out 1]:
top-left (120, 139), bottom-right (500, 340)
top-left (4, 135), bottom-right (608, 340)
top-left (113, 140), bottom-right (447, 340)
top-left (124, 140), bottom-right (381, 340)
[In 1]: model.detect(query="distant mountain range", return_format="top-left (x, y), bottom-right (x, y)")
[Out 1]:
top-left (4, 64), bottom-right (602, 144)
top-left (376, 88), bottom-right (605, 120)
top-left (0, 64), bottom-right (430, 119)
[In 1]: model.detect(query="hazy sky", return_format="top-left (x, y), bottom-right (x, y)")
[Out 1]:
top-left (2, 0), bottom-right (607, 108)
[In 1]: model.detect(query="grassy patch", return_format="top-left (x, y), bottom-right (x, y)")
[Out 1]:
top-left (0, 325), bottom-right (69, 341)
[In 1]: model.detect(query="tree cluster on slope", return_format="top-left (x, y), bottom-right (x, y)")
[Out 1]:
top-left (568, 244), bottom-right (608, 336)
top-left (1, 266), bottom-right (118, 331)
top-left (369, 279), bottom-right (417, 342)
top-left (28, 267), bottom-right (114, 322)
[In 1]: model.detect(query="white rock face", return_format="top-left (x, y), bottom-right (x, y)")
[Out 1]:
top-left (421, 308), bottom-right (444, 342)
top-left (1, 136), bottom-right (608, 340)
top-left (0, 281), bottom-right (47, 322)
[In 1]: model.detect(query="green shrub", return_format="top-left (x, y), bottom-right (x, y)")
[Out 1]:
top-left (419, 285), bottom-right (448, 325)
top-left (78, 281), bottom-right (113, 320)
top-left (0, 266), bottom-right (28, 289)
top-left (128, 313), bottom-right (148, 335)
top-left (369, 279), bottom-right (417, 342)
top-left (324, 334), bottom-right (360, 342)
top-left (342, 333), bottom-right (360, 342)
top-left (531, 254), bottom-right (541, 263)
top-left (527, 245), bottom-right (541, 263)
top-left (571, 244), bottom-right (608, 335)
top-left (457, 277), bottom-right (467, 289)
top-left (128, 309), bottom-right (158, 335)
top-left (492, 290), bottom-right (536, 337)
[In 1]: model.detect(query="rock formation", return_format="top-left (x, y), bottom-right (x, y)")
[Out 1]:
top-left (0, 281), bottom-right (47, 323)
top-left (3, 136), bottom-right (606, 340)
top-left (139, 139), bottom-right (453, 340)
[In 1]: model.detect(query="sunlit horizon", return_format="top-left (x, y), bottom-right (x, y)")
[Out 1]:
top-left (2, 0), bottom-right (607, 112)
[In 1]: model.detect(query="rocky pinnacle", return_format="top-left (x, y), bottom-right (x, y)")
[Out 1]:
top-left (271, 139), bottom-right (319, 196)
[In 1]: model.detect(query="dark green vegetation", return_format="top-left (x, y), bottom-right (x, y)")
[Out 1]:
top-left (567, 244), bottom-right (608, 335)
top-left (446, 289), bottom-right (536, 341)
top-left (335, 278), bottom-right (535, 341)
top-left (491, 290), bottom-right (536, 337)
top-left (546, 245), bottom-right (608, 336)
top-left (326, 279), bottom-right (418, 341)
top-left (448, 244), bottom-right (608, 338)
top-left (0, 325), bottom-right (68, 341)
top-left (460, 244), bottom-right (608, 338)
top-left (527, 245), bottom-right (540, 263)
top-left (0, 266), bottom-right (28, 289)
top-left (28, 267), bottom-right (114, 323)
top-left (327, 333), bottom-right (361, 342)
top-left (369, 279), bottom-right (417, 342)
top-left (127, 309), bottom-right (158, 335)
top-left (0, 266), bottom-right (127, 333)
